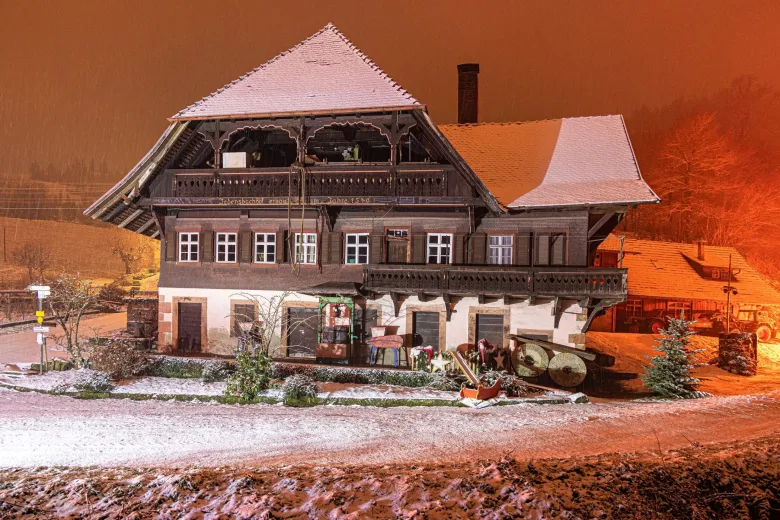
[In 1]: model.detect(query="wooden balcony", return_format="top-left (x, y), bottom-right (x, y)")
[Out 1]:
top-left (161, 163), bottom-right (472, 201)
top-left (362, 265), bottom-right (627, 299)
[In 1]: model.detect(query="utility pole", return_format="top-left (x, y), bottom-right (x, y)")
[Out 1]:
top-left (723, 254), bottom-right (738, 333)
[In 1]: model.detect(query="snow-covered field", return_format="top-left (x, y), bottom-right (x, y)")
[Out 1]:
top-left (0, 385), bottom-right (777, 468)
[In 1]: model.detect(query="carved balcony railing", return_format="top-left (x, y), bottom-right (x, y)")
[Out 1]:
top-left (363, 265), bottom-right (627, 299)
top-left (161, 163), bottom-right (469, 200)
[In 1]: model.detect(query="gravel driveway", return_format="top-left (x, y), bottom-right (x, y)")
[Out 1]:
top-left (0, 387), bottom-right (777, 468)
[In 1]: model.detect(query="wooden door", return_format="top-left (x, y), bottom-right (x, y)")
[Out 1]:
top-left (475, 314), bottom-right (504, 347)
top-left (413, 311), bottom-right (440, 353)
top-left (287, 307), bottom-right (318, 358)
top-left (177, 303), bottom-right (202, 353)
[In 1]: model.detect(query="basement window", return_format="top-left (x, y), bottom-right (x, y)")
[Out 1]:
top-left (216, 233), bottom-right (237, 263)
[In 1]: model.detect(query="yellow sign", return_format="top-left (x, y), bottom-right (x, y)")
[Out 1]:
top-left (37, 317), bottom-right (44, 324)
top-left (35, 310), bottom-right (45, 317)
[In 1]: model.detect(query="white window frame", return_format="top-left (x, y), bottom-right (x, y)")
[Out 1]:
top-left (345, 233), bottom-right (370, 265)
top-left (626, 299), bottom-right (643, 317)
top-left (427, 233), bottom-right (453, 264)
top-left (294, 233), bottom-right (318, 265)
top-left (215, 232), bottom-right (238, 263)
top-left (488, 235), bottom-right (513, 265)
top-left (254, 232), bottom-right (276, 264)
top-left (178, 232), bottom-right (199, 262)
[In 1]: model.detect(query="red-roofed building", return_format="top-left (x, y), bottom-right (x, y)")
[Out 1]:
top-left (86, 24), bottom-right (658, 380)
top-left (591, 237), bottom-right (780, 340)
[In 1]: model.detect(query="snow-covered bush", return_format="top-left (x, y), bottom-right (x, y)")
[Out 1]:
top-left (90, 338), bottom-right (150, 380)
top-left (72, 369), bottom-right (115, 393)
top-left (201, 361), bottom-right (233, 382)
top-left (425, 373), bottom-right (462, 392)
top-left (144, 356), bottom-right (231, 379)
top-left (225, 348), bottom-right (271, 402)
top-left (281, 374), bottom-right (318, 402)
top-left (270, 362), bottom-right (451, 388)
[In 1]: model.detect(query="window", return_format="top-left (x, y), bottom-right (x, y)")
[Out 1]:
top-left (667, 301), bottom-right (691, 319)
top-left (626, 299), bottom-right (643, 317)
top-left (254, 233), bottom-right (276, 263)
top-left (215, 232), bottom-right (237, 263)
top-left (489, 235), bottom-right (513, 265)
top-left (294, 233), bottom-right (317, 265)
top-left (345, 233), bottom-right (370, 264)
top-left (712, 269), bottom-right (721, 279)
top-left (427, 233), bottom-right (453, 264)
top-left (178, 232), bottom-right (199, 262)
top-left (535, 233), bottom-right (567, 266)
top-left (232, 303), bottom-right (257, 337)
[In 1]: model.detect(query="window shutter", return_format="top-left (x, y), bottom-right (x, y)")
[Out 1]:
top-left (515, 232), bottom-right (532, 266)
top-left (239, 229), bottom-right (252, 263)
top-left (471, 233), bottom-right (487, 264)
top-left (370, 233), bottom-right (383, 264)
top-left (411, 233), bottom-right (426, 264)
top-left (280, 230), bottom-right (289, 263)
top-left (551, 234), bottom-right (567, 265)
top-left (329, 232), bottom-right (343, 264)
top-left (454, 233), bottom-right (467, 264)
top-left (201, 229), bottom-right (214, 262)
top-left (165, 230), bottom-right (176, 261)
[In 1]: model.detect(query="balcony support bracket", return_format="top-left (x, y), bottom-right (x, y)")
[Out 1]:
top-left (477, 294), bottom-right (485, 305)
top-left (443, 293), bottom-right (453, 322)
top-left (552, 297), bottom-right (562, 328)
top-left (582, 298), bottom-right (622, 333)
top-left (390, 292), bottom-right (401, 318)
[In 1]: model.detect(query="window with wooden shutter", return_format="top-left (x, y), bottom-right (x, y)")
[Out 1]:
top-left (165, 230), bottom-right (176, 261)
top-left (411, 233), bottom-right (426, 264)
top-left (535, 232), bottom-right (567, 266)
top-left (328, 231), bottom-right (343, 264)
top-left (239, 230), bottom-right (252, 263)
top-left (471, 233), bottom-right (487, 264)
top-left (201, 229), bottom-right (214, 262)
top-left (370, 233), bottom-right (383, 264)
top-left (278, 231), bottom-right (287, 263)
top-left (515, 232), bottom-right (531, 266)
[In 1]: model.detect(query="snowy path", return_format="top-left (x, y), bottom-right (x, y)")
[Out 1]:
top-left (0, 388), bottom-right (778, 468)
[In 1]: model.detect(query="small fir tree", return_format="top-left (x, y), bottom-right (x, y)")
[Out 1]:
top-left (642, 313), bottom-right (706, 399)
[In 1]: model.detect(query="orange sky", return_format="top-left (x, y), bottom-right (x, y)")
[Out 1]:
top-left (2, 0), bottom-right (779, 176)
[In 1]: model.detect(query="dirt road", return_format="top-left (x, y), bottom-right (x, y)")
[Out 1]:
top-left (0, 387), bottom-right (777, 468)
top-left (0, 312), bottom-right (126, 365)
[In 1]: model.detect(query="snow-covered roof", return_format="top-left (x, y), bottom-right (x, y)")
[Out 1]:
top-left (171, 23), bottom-right (420, 120)
top-left (439, 116), bottom-right (659, 209)
top-left (599, 236), bottom-right (780, 305)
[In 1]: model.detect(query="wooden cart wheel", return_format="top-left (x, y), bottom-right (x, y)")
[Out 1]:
top-left (512, 342), bottom-right (549, 378)
top-left (548, 352), bottom-right (587, 387)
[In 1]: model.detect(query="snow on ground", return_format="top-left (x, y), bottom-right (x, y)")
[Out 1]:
top-left (0, 385), bottom-right (777, 468)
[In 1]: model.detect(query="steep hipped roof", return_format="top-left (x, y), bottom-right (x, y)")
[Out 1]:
top-left (439, 116), bottom-right (659, 209)
top-left (599, 237), bottom-right (780, 305)
top-left (171, 24), bottom-right (420, 120)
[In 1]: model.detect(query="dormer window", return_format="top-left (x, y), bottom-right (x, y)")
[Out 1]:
top-left (712, 269), bottom-right (721, 280)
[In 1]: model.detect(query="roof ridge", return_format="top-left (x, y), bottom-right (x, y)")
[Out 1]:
top-left (439, 114), bottom-right (623, 128)
top-left (172, 23), bottom-right (416, 119)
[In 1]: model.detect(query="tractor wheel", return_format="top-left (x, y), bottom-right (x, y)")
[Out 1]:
top-left (650, 320), bottom-right (665, 335)
top-left (731, 327), bottom-right (742, 335)
top-left (628, 323), bottom-right (641, 334)
top-left (548, 353), bottom-right (587, 388)
top-left (512, 342), bottom-right (549, 378)
top-left (755, 324), bottom-right (772, 343)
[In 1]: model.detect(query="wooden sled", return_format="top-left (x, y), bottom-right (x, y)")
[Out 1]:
top-left (449, 350), bottom-right (502, 400)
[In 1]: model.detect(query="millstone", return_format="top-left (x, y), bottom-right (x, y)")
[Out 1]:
top-left (512, 342), bottom-right (549, 377)
top-left (548, 352), bottom-right (587, 387)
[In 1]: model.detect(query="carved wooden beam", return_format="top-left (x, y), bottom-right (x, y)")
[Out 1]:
top-left (443, 293), bottom-right (453, 322)
top-left (390, 292), bottom-right (401, 318)
top-left (587, 211), bottom-right (617, 239)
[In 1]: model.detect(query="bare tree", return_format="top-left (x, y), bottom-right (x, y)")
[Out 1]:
top-left (13, 243), bottom-right (52, 283)
top-left (109, 232), bottom-right (152, 275)
top-left (46, 274), bottom-right (101, 368)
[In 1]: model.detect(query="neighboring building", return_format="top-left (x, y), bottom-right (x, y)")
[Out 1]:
top-left (592, 236), bottom-right (780, 339)
top-left (85, 24), bottom-right (658, 363)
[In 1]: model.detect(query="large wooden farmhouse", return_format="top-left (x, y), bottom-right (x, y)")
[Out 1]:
top-left (86, 24), bottom-right (658, 365)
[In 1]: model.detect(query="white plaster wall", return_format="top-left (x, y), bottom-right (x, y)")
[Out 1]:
top-left (158, 288), bottom-right (586, 354)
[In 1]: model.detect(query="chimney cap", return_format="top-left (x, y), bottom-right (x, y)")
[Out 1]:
top-left (457, 63), bottom-right (480, 73)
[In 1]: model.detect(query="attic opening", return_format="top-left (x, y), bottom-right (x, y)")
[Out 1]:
top-left (306, 123), bottom-right (390, 164)
top-left (399, 125), bottom-right (439, 163)
top-left (195, 128), bottom-right (298, 168)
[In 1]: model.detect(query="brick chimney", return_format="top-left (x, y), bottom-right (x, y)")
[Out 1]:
top-left (697, 240), bottom-right (706, 261)
top-left (457, 63), bottom-right (480, 124)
